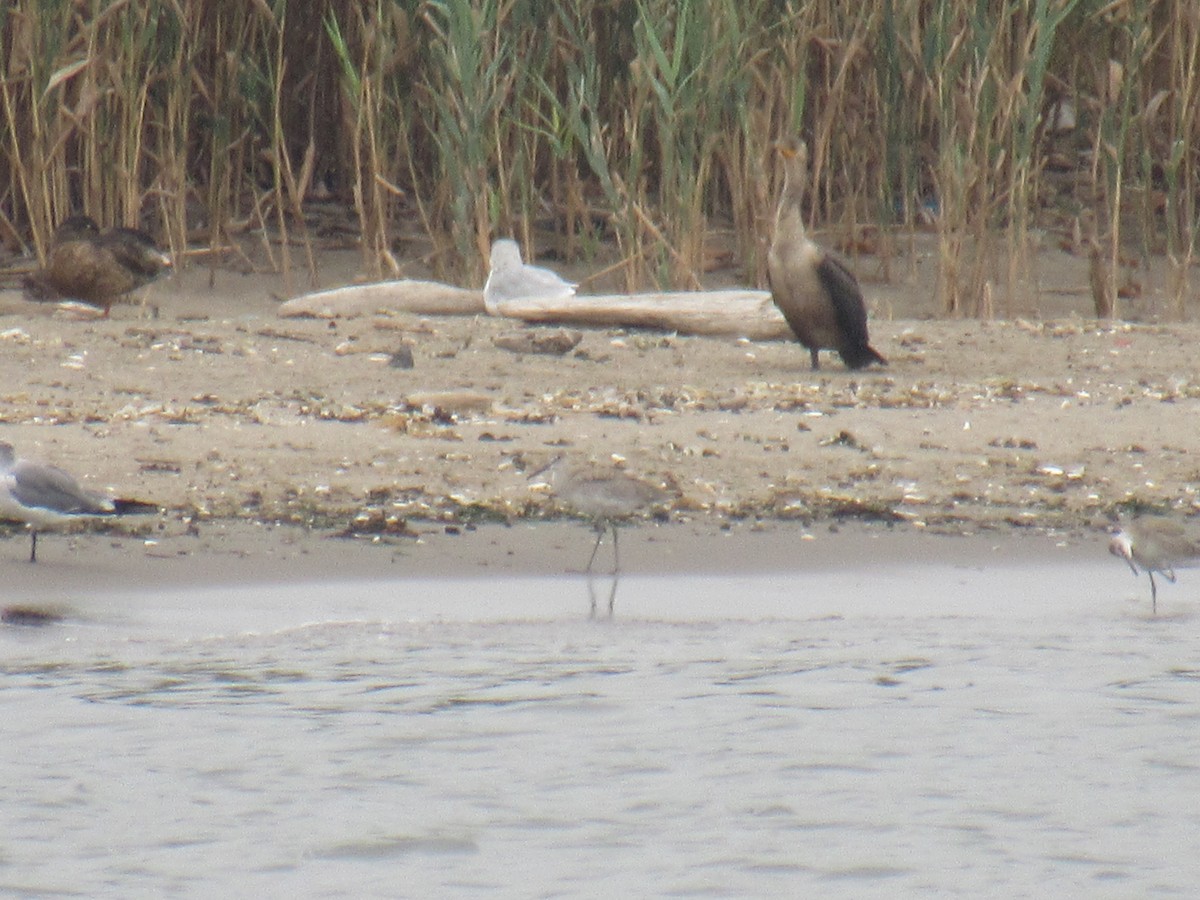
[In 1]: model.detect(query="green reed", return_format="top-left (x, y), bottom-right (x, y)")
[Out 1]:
top-left (417, 0), bottom-right (512, 282)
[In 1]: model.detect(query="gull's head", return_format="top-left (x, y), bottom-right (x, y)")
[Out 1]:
top-left (489, 239), bottom-right (523, 272)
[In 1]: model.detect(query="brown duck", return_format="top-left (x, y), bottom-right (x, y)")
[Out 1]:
top-left (767, 138), bottom-right (885, 370)
top-left (23, 215), bottom-right (172, 316)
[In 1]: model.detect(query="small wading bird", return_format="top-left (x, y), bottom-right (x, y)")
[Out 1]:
top-left (530, 455), bottom-right (670, 617)
top-left (23, 215), bottom-right (172, 317)
top-left (0, 442), bottom-right (155, 562)
top-left (1109, 518), bottom-right (1200, 614)
top-left (483, 238), bottom-right (576, 315)
top-left (768, 137), bottom-right (886, 371)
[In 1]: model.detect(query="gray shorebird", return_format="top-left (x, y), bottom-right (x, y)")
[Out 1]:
top-left (483, 239), bottom-right (575, 315)
top-left (23, 215), bottom-right (172, 317)
top-left (1109, 518), bottom-right (1200, 614)
top-left (0, 442), bottom-right (154, 562)
top-left (767, 137), bottom-right (886, 371)
top-left (531, 455), bottom-right (670, 616)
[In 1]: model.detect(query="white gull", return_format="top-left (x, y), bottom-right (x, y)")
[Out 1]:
top-left (483, 239), bottom-right (575, 315)
top-left (0, 442), bottom-right (153, 562)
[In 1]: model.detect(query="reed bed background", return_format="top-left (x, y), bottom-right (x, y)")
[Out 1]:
top-left (2, 0), bottom-right (1198, 317)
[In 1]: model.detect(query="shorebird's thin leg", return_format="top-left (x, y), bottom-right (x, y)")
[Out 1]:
top-left (586, 525), bottom-right (604, 575)
top-left (1149, 572), bottom-right (1157, 615)
top-left (586, 574), bottom-right (598, 619)
top-left (29, 531), bottom-right (38, 564)
top-left (606, 525), bottom-right (621, 617)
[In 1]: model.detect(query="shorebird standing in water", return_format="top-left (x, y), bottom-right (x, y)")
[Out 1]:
top-left (767, 137), bottom-right (886, 371)
top-left (0, 442), bottom-right (154, 562)
top-left (530, 455), bottom-right (670, 617)
top-left (483, 239), bottom-right (576, 315)
top-left (1109, 518), bottom-right (1200, 614)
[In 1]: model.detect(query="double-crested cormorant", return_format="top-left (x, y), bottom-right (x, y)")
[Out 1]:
top-left (483, 238), bottom-right (575, 315)
top-left (1109, 518), bottom-right (1200, 614)
top-left (0, 441), bottom-right (155, 563)
top-left (23, 215), bottom-right (172, 316)
top-left (767, 138), bottom-right (885, 371)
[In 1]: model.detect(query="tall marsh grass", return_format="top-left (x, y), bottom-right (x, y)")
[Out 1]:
top-left (1, 0), bottom-right (1198, 317)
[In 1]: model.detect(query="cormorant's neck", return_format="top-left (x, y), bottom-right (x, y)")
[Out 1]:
top-left (775, 163), bottom-right (808, 239)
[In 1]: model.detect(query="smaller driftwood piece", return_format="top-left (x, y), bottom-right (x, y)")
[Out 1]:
top-left (278, 280), bottom-right (483, 319)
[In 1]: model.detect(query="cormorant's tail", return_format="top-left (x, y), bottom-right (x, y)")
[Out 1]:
top-left (840, 344), bottom-right (887, 370)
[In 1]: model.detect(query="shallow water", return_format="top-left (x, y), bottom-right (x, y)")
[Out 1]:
top-left (2, 545), bottom-right (1199, 897)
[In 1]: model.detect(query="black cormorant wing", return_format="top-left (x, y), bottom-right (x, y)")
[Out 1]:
top-left (814, 254), bottom-right (870, 349)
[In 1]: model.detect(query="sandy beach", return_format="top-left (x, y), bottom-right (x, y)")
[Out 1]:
top-left (0, 234), bottom-right (1196, 578)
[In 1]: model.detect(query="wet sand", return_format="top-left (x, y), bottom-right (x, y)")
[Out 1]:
top-left (0, 517), bottom-right (1104, 601)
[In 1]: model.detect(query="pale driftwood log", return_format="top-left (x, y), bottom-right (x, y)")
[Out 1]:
top-left (494, 290), bottom-right (791, 340)
top-left (278, 278), bottom-right (793, 340)
top-left (278, 279), bottom-right (483, 319)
